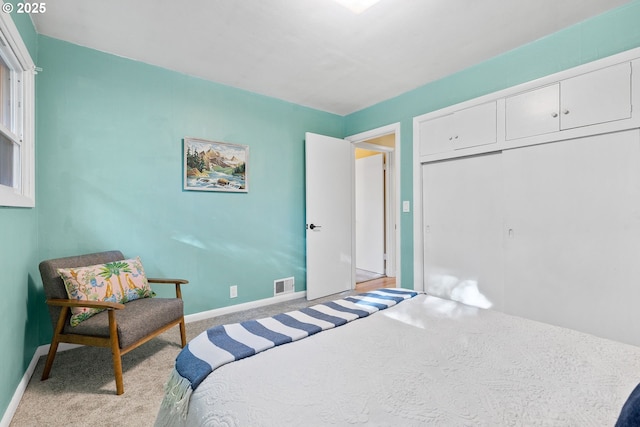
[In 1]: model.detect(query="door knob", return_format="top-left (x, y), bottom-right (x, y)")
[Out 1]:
top-left (308, 224), bottom-right (321, 230)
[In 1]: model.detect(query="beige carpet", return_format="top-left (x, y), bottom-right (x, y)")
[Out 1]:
top-left (10, 291), bottom-right (354, 427)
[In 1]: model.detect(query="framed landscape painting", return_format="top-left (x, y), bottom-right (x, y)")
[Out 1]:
top-left (183, 137), bottom-right (248, 192)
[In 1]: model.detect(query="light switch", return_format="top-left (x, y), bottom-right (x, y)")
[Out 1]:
top-left (403, 201), bottom-right (410, 212)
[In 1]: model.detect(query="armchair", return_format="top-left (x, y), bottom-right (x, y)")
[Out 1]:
top-left (38, 250), bottom-right (187, 395)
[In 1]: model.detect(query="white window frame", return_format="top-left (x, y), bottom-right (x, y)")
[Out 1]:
top-left (0, 5), bottom-right (35, 207)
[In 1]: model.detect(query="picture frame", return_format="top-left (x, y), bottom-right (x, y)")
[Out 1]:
top-left (183, 137), bottom-right (248, 193)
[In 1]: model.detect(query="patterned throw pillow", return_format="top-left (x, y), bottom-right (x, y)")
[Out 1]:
top-left (58, 257), bottom-right (155, 326)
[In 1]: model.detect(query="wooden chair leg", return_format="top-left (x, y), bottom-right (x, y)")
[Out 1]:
top-left (179, 318), bottom-right (187, 348)
top-left (42, 307), bottom-right (69, 381)
top-left (108, 310), bottom-right (124, 395)
top-left (41, 337), bottom-right (60, 381)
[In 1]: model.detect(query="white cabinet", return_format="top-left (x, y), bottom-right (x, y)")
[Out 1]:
top-left (561, 62), bottom-right (631, 129)
top-left (505, 62), bottom-right (631, 140)
top-left (416, 49), bottom-right (640, 346)
top-left (422, 153), bottom-right (504, 311)
top-left (505, 84), bottom-right (559, 140)
top-left (418, 113), bottom-right (454, 155)
top-left (419, 102), bottom-right (497, 155)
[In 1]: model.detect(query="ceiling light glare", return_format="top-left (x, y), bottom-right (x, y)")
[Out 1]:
top-left (333, 0), bottom-right (381, 14)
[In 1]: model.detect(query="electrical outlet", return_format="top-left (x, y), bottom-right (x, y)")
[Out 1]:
top-left (230, 285), bottom-right (238, 298)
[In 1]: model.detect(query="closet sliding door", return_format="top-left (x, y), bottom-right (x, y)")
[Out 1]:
top-left (503, 129), bottom-right (640, 345)
top-left (422, 153), bottom-right (504, 311)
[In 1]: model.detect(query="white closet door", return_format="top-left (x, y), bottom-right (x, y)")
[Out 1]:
top-left (422, 153), bottom-right (503, 310)
top-left (503, 129), bottom-right (640, 346)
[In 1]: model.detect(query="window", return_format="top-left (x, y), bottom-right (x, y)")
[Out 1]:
top-left (0, 7), bottom-right (35, 207)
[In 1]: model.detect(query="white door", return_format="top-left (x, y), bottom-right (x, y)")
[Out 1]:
top-left (422, 153), bottom-right (504, 310)
top-left (355, 153), bottom-right (384, 275)
top-left (503, 129), bottom-right (640, 346)
top-left (305, 132), bottom-right (353, 300)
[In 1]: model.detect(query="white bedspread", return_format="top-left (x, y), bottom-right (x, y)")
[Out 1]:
top-left (157, 294), bottom-right (640, 426)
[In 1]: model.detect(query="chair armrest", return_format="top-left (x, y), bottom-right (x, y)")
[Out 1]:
top-left (147, 278), bottom-right (188, 299)
top-left (147, 278), bottom-right (188, 285)
top-left (46, 298), bottom-right (125, 310)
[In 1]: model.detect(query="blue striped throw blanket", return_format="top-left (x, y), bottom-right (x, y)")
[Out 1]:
top-left (159, 288), bottom-right (418, 419)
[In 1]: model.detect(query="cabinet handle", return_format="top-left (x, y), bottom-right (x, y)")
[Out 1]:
top-left (563, 109), bottom-right (570, 115)
top-left (551, 112), bottom-right (558, 118)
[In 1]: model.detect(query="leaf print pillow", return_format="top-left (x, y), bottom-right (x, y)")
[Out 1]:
top-left (58, 257), bottom-right (155, 326)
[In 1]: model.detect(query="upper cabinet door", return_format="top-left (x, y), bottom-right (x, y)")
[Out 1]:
top-left (560, 62), bottom-right (631, 130)
top-left (454, 101), bottom-right (497, 150)
top-left (505, 62), bottom-right (632, 141)
top-left (506, 84), bottom-right (560, 140)
top-left (419, 102), bottom-right (497, 156)
top-left (419, 113), bottom-right (454, 155)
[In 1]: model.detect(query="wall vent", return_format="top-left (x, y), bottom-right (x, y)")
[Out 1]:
top-left (274, 277), bottom-right (295, 296)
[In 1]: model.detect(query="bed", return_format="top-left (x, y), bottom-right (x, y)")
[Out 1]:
top-left (156, 289), bottom-right (640, 426)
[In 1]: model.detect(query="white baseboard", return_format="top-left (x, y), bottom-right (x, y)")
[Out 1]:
top-left (1, 291), bottom-right (307, 426)
top-left (184, 290), bottom-right (306, 324)
top-left (1, 345), bottom-right (44, 427)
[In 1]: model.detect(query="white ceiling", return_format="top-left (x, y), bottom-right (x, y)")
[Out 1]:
top-left (30, 0), bottom-right (629, 115)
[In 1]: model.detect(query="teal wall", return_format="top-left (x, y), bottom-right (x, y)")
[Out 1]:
top-left (0, 1), bottom-right (39, 419)
top-left (36, 36), bottom-right (344, 321)
top-left (0, 209), bottom-right (39, 418)
top-left (4, 0), bottom-right (640, 422)
top-left (343, 0), bottom-right (640, 287)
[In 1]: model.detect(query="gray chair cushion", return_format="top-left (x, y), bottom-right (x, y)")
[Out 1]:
top-left (63, 297), bottom-right (184, 349)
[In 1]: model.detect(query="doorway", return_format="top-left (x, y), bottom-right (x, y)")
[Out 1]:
top-left (304, 125), bottom-right (400, 300)
top-left (355, 148), bottom-right (386, 283)
top-left (347, 123), bottom-right (400, 290)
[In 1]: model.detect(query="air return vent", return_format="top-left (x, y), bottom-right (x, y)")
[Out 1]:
top-left (274, 277), bottom-right (295, 296)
